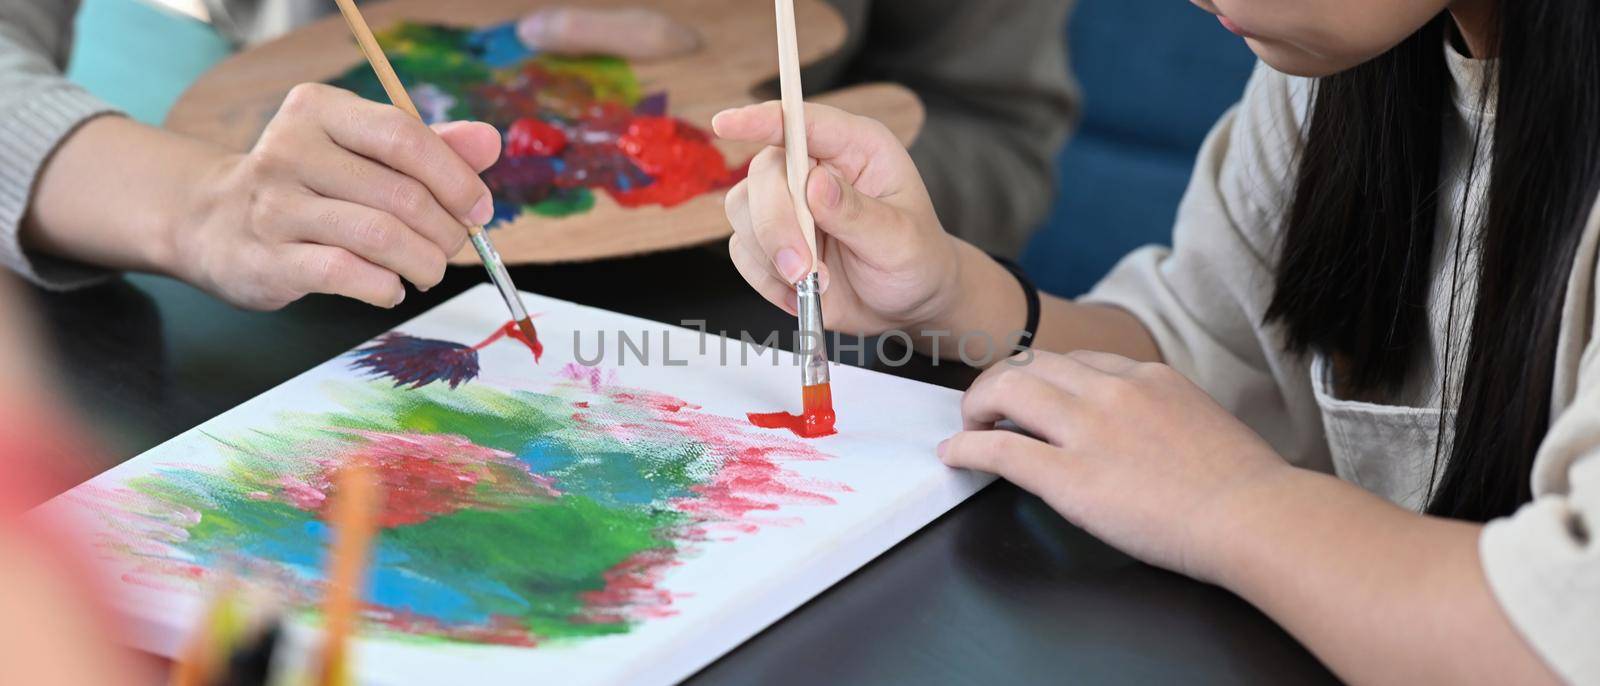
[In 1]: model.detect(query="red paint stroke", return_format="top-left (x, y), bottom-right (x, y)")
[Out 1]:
top-left (610, 391), bottom-right (697, 413)
top-left (278, 431), bottom-right (559, 527)
top-left (365, 608), bottom-right (543, 647)
top-left (575, 378), bottom-right (849, 528)
top-left (576, 548), bottom-right (680, 624)
top-left (747, 382), bottom-right (837, 438)
top-left (472, 318), bottom-right (544, 362)
top-left (672, 445), bottom-right (840, 525)
top-left (351, 315), bottom-right (544, 389)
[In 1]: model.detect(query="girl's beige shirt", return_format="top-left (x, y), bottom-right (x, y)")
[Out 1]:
top-left (1083, 47), bottom-right (1599, 682)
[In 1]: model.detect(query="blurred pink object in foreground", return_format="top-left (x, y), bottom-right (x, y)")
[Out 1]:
top-left (0, 291), bottom-right (152, 684)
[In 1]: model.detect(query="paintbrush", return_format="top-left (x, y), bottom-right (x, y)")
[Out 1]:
top-left (316, 462), bottom-right (381, 686)
top-left (773, 0), bottom-right (836, 436)
top-left (349, 317), bottom-right (542, 390)
top-left (170, 576), bottom-right (284, 686)
top-left (171, 575), bottom-right (241, 686)
top-left (330, 0), bottom-right (539, 349)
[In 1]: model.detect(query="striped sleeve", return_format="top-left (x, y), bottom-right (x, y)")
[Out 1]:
top-left (0, 0), bottom-right (119, 289)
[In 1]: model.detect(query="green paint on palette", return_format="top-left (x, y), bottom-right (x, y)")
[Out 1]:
top-left (324, 21), bottom-right (744, 228)
top-left (529, 188), bottom-right (596, 217)
top-left (535, 55), bottom-right (642, 105)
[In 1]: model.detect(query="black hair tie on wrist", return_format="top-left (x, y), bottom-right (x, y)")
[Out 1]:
top-left (990, 255), bottom-right (1041, 351)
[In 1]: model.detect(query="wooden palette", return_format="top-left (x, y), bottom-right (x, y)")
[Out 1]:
top-left (164, 0), bottom-right (924, 264)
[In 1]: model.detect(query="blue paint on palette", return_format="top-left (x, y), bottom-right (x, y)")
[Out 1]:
top-left (467, 22), bottom-right (536, 69)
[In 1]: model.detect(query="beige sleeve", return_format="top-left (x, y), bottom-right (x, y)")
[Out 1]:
top-left (1079, 62), bottom-right (1331, 471)
top-left (1479, 200), bottom-right (1600, 684)
top-left (0, 0), bottom-right (118, 289)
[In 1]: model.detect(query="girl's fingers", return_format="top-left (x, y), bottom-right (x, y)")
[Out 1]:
top-left (295, 85), bottom-right (494, 226)
top-left (279, 243), bottom-right (405, 308)
top-left (728, 233), bottom-right (799, 315)
top-left (743, 147), bottom-right (815, 285)
top-left (937, 430), bottom-right (1076, 499)
top-left (290, 197), bottom-right (448, 292)
top-left (803, 167), bottom-right (917, 261)
top-left (518, 7), bottom-right (700, 60)
top-left (723, 180), bottom-right (780, 280)
top-left (1061, 349), bottom-right (1142, 376)
top-left (988, 349), bottom-right (1138, 397)
top-left (960, 366), bottom-right (1076, 441)
top-left (711, 101), bottom-right (892, 177)
top-left (297, 146), bottom-right (467, 256)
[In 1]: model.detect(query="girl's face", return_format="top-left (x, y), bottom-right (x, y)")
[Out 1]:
top-left (1191, 0), bottom-right (1454, 76)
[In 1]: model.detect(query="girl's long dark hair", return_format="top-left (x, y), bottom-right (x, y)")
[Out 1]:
top-left (1264, 1), bottom-right (1600, 521)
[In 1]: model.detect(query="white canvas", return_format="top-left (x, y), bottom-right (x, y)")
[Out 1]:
top-left (32, 283), bottom-right (993, 685)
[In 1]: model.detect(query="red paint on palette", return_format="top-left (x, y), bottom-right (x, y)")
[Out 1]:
top-left (505, 117), bottom-right (568, 157)
top-left (612, 116), bottom-right (744, 208)
top-left (747, 382), bottom-right (837, 438)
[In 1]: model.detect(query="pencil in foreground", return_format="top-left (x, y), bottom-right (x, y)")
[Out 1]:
top-left (330, 0), bottom-right (537, 343)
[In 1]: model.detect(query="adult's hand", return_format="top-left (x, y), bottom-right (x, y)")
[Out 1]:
top-left (175, 84), bottom-right (501, 310)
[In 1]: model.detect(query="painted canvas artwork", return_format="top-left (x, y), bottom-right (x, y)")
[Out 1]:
top-left (32, 285), bottom-right (991, 685)
top-left (327, 22), bottom-right (747, 227)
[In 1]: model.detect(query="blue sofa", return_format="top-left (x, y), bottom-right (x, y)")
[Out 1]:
top-left (1021, 1), bottom-right (1259, 297)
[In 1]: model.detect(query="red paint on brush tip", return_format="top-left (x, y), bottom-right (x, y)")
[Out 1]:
top-left (473, 319), bottom-right (544, 362)
top-left (747, 382), bottom-right (837, 438)
top-left (511, 318), bottom-right (544, 362)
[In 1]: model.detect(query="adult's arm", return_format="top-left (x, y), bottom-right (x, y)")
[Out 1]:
top-left (0, 0), bottom-right (120, 288)
top-left (837, 0), bottom-right (1078, 257)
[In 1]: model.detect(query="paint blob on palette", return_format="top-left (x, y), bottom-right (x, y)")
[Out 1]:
top-left (34, 285), bottom-right (990, 685)
top-left (327, 22), bottom-right (747, 226)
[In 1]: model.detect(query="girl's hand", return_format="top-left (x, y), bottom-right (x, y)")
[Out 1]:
top-left (938, 350), bottom-right (1290, 581)
top-left (713, 102), bottom-right (971, 336)
top-left (176, 84), bottom-right (500, 310)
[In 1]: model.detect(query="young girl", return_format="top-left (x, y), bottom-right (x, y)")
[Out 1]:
top-left (713, 0), bottom-right (1595, 682)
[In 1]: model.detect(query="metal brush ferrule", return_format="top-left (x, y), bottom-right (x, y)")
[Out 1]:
top-left (796, 272), bottom-right (830, 387)
top-left (470, 231), bottom-right (530, 322)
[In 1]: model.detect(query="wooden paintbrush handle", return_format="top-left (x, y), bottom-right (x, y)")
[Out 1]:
top-left (330, 0), bottom-right (486, 243)
top-left (774, 0), bottom-right (819, 275)
top-left (331, 0), bottom-right (421, 120)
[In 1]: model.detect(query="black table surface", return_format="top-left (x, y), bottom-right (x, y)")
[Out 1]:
top-left (30, 245), bottom-right (1337, 685)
